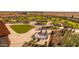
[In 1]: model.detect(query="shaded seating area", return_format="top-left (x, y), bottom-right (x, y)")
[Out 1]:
top-left (32, 30), bottom-right (48, 40)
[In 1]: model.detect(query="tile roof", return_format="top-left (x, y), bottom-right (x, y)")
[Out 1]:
top-left (0, 20), bottom-right (10, 37)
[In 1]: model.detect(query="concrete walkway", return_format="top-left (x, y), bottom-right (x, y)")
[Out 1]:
top-left (6, 24), bottom-right (36, 47)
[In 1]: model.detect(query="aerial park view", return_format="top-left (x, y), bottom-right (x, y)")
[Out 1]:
top-left (0, 12), bottom-right (79, 47)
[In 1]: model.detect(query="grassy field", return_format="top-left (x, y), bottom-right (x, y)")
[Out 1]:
top-left (10, 25), bottom-right (34, 33)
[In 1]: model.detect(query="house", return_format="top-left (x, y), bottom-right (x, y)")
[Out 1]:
top-left (0, 20), bottom-right (10, 47)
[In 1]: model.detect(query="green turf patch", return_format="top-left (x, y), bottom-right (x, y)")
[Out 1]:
top-left (10, 25), bottom-right (34, 33)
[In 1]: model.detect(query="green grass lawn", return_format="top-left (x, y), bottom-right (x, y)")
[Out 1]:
top-left (10, 25), bottom-right (34, 33)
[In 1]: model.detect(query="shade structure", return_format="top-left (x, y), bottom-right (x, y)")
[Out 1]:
top-left (35, 33), bottom-right (48, 39)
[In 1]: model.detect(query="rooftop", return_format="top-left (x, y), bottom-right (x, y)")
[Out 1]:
top-left (0, 20), bottom-right (10, 37)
